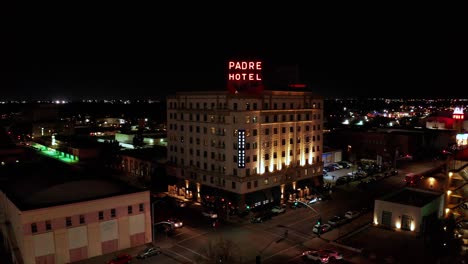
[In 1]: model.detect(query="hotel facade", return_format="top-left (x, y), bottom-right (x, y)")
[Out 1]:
top-left (166, 90), bottom-right (324, 210)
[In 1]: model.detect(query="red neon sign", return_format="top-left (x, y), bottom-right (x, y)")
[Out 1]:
top-left (288, 83), bottom-right (307, 88)
top-left (227, 60), bottom-right (264, 94)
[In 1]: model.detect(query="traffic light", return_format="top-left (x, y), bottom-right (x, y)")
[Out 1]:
top-left (317, 217), bottom-right (322, 226)
top-left (246, 205), bottom-right (250, 210)
top-left (294, 201), bottom-right (298, 206)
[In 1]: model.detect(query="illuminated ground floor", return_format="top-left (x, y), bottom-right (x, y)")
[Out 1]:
top-left (166, 176), bottom-right (324, 217)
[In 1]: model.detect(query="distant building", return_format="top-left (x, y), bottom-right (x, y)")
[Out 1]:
top-left (0, 160), bottom-right (151, 264)
top-left (374, 187), bottom-right (444, 233)
top-left (166, 90), bottom-right (324, 210)
top-left (425, 107), bottom-right (468, 132)
top-left (325, 127), bottom-right (456, 163)
top-left (115, 131), bottom-right (167, 149)
top-left (322, 146), bottom-right (343, 165)
top-left (118, 146), bottom-right (167, 186)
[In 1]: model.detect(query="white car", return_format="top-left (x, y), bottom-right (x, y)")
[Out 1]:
top-left (167, 217), bottom-right (183, 228)
top-left (202, 211), bottom-right (218, 218)
top-left (308, 196), bottom-right (322, 204)
top-left (319, 249), bottom-right (343, 260)
top-left (271, 205), bottom-right (286, 214)
top-left (302, 250), bottom-right (329, 263)
top-left (313, 223), bottom-right (332, 234)
top-left (345, 210), bottom-right (360, 219)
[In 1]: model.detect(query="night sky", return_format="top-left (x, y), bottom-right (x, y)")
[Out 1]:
top-left (4, 3), bottom-right (468, 100)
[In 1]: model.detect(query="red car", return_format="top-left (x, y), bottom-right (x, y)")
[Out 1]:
top-left (107, 253), bottom-right (132, 264)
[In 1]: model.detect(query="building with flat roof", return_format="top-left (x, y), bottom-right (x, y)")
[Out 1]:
top-left (166, 90), bottom-right (324, 213)
top-left (0, 158), bottom-right (151, 264)
top-left (374, 187), bottom-right (444, 233)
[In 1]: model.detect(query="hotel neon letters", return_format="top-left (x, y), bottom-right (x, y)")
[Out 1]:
top-left (228, 61), bottom-right (262, 81)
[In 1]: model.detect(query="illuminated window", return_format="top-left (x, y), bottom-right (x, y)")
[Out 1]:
top-left (264, 179), bottom-right (269, 185)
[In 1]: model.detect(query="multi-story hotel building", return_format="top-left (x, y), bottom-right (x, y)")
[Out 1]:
top-left (166, 90), bottom-right (324, 210)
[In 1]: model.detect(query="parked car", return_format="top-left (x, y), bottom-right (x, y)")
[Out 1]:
top-left (337, 161), bottom-right (351, 169)
top-left (251, 211), bottom-right (273, 223)
top-left (328, 215), bottom-right (348, 226)
top-left (302, 250), bottom-right (329, 263)
top-left (136, 246), bottom-right (161, 259)
top-left (107, 253), bottom-right (132, 264)
top-left (313, 223), bottom-right (332, 234)
top-left (344, 210), bottom-right (361, 220)
top-left (271, 205), bottom-right (286, 214)
top-left (167, 217), bottom-right (183, 228)
top-left (319, 249), bottom-right (343, 260)
top-left (202, 211), bottom-right (218, 218)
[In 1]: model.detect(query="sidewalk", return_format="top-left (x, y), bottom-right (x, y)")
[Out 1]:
top-left (71, 243), bottom-right (152, 264)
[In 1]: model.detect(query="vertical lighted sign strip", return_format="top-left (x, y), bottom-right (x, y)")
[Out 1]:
top-left (238, 129), bottom-right (246, 168)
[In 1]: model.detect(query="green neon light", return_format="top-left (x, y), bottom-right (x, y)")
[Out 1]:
top-left (30, 143), bottom-right (79, 163)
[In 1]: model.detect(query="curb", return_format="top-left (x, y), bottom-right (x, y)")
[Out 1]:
top-left (329, 241), bottom-right (363, 253)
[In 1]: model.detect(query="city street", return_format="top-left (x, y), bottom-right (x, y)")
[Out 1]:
top-left (78, 159), bottom-right (445, 264)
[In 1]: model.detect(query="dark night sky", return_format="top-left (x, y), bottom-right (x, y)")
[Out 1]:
top-left (4, 3), bottom-right (468, 100)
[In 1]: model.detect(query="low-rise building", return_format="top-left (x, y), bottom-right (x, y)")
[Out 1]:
top-left (0, 159), bottom-right (151, 264)
top-left (373, 187), bottom-right (444, 233)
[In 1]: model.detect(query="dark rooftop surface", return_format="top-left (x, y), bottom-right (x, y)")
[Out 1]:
top-left (380, 188), bottom-right (441, 207)
top-left (0, 155), bottom-right (144, 211)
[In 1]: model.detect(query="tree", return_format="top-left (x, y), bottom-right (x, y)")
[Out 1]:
top-left (196, 236), bottom-right (242, 264)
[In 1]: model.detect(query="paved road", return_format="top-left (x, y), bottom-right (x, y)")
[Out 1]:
top-left (77, 159), bottom-right (445, 264)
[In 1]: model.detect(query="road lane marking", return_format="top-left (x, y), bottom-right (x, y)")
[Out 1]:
top-left (177, 231), bottom-right (210, 243)
top-left (262, 244), bottom-right (300, 261)
top-left (164, 248), bottom-right (194, 262)
top-left (175, 244), bottom-right (208, 259)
